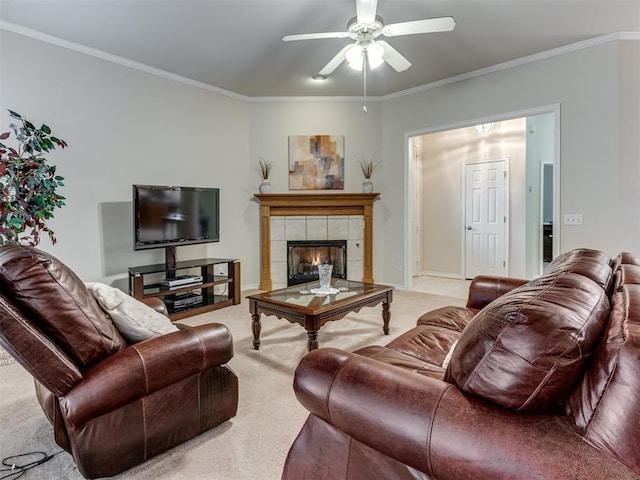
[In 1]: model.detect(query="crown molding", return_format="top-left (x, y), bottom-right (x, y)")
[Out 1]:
top-left (0, 20), bottom-right (248, 102)
top-left (2, 21), bottom-right (637, 103)
top-left (383, 32), bottom-right (640, 100)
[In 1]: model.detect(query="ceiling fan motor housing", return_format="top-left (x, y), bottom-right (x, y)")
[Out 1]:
top-left (347, 15), bottom-right (384, 38)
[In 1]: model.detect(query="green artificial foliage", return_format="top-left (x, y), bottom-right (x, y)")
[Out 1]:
top-left (0, 110), bottom-right (68, 245)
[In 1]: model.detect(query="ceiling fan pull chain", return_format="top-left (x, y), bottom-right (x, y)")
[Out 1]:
top-left (363, 52), bottom-right (368, 113)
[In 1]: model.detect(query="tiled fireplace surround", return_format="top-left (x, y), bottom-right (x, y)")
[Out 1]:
top-left (271, 215), bottom-right (364, 288)
top-left (254, 193), bottom-right (379, 291)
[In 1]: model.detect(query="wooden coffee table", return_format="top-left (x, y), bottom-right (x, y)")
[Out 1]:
top-left (247, 279), bottom-right (393, 351)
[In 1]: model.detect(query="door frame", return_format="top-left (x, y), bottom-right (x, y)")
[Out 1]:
top-left (411, 140), bottom-right (421, 276)
top-left (540, 162), bottom-right (554, 268)
top-left (404, 103), bottom-right (561, 289)
top-left (462, 158), bottom-right (510, 279)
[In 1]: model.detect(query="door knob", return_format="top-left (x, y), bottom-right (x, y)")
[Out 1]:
top-left (466, 226), bottom-right (472, 230)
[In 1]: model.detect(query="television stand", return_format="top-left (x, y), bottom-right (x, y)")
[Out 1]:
top-left (165, 246), bottom-right (177, 279)
top-left (128, 257), bottom-right (241, 321)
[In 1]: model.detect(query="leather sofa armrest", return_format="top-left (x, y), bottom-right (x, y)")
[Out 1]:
top-left (465, 275), bottom-right (528, 310)
top-left (60, 323), bottom-right (233, 428)
top-left (294, 347), bottom-right (452, 475)
top-left (293, 348), bottom-right (636, 479)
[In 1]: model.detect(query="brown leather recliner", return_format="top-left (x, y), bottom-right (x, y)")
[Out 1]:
top-left (283, 248), bottom-right (640, 479)
top-left (0, 246), bottom-right (239, 479)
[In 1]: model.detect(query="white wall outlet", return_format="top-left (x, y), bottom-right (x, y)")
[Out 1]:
top-left (396, 263), bottom-right (403, 272)
top-left (563, 213), bottom-right (583, 225)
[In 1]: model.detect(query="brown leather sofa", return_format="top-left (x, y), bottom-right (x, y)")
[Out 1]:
top-left (282, 248), bottom-right (640, 480)
top-left (0, 246), bottom-right (238, 479)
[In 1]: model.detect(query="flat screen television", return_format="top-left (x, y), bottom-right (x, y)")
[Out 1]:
top-left (133, 184), bottom-right (220, 251)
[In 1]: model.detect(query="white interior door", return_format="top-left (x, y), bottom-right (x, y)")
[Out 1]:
top-left (464, 159), bottom-right (508, 279)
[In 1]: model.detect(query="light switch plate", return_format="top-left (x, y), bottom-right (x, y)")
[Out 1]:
top-left (563, 214), bottom-right (583, 225)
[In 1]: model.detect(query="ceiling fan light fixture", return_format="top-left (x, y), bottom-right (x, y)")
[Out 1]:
top-left (475, 123), bottom-right (494, 135)
top-left (284, 1), bottom-right (456, 80)
top-left (367, 42), bottom-right (384, 69)
top-left (346, 44), bottom-right (364, 70)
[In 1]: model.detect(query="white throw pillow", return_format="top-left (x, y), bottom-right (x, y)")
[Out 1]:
top-left (86, 282), bottom-right (178, 343)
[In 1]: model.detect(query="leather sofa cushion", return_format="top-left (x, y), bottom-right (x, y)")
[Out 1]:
top-left (0, 246), bottom-right (127, 369)
top-left (417, 306), bottom-right (477, 331)
top-left (545, 248), bottom-right (613, 290)
top-left (446, 272), bottom-right (610, 412)
top-left (619, 264), bottom-right (640, 285)
top-left (384, 324), bottom-right (460, 370)
top-left (619, 252), bottom-right (640, 266)
top-left (354, 345), bottom-right (446, 379)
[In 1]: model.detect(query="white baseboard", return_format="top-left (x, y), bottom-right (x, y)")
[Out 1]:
top-left (416, 271), bottom-right (465, 280)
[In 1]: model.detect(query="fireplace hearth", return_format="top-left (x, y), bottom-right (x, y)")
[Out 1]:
top-left (288, 240), bottom-right (347, 286)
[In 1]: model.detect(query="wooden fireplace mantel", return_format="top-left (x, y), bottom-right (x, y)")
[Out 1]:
top-left (254, 193), bottom-right (380, 290)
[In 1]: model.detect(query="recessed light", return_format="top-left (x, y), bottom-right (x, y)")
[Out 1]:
top-left (312, 74), bottom-right (327, 81)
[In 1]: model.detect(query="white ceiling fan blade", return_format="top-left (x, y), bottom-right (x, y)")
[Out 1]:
top-left (319, 45), bottom-right (352, 75)
top-left (382, 17), bottom-right (456, 37)
top-left (283, 31), bottom-right (350, 42)
top-left (356, 0), bottom-right (378, 24)
top-left (377, 40), bottom-right (411, 72)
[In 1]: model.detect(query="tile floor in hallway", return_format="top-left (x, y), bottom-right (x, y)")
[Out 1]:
top-left (411, 275), bottom-right (471, 299)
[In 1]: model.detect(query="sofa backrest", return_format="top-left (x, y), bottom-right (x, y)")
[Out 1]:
top-left (0, 246), bottom-right (127, 379)
top-left (545, 247), bottom-right (614, 291)
top-left (564, 254), bottom-right (640, 474)
top-left (0, 293), bottom-right (83, 396)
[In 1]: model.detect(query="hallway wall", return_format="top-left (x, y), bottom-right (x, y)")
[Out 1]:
top-left (419, 118), bottom-right (527, 278)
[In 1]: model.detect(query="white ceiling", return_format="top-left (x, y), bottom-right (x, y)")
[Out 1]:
top-left (1, 0), bottom-right (639, 98)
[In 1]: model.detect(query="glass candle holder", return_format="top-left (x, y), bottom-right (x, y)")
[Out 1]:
top-left (317, 264), bottom-right (333, 289)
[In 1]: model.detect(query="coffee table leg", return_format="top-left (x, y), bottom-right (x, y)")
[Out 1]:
top-left (252, 313), bottom-right (262, 350)
top-left (382, 301), bottom-right (391, 335)
top-left (307, 330), bottom-right (319, 351)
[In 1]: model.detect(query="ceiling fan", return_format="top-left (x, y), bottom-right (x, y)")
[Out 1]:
top-left (283, 0), bottom-right (456, 76)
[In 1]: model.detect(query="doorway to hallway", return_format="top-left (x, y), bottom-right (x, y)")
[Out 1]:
top-left (405, 106), bottom-right (559, 288)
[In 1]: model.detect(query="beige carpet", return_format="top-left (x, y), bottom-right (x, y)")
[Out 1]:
top-left (0, 288), bottom-right (466, 479)
top-left (0, 346), bottom-right (16, 366)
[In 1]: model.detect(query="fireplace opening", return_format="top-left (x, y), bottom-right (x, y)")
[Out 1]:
top-left (287, 240), bottom-right (347, 286)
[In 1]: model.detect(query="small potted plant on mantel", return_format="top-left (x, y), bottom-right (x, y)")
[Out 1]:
top-left (359, 153), bottom-right (382, 193)
top-left (258, 156), bottom-right (273, 194)
top-left (0, 110), bottom-right (68, 246)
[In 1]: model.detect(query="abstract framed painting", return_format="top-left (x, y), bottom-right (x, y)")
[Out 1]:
top-left (288, 135), bottom-right (345, 190)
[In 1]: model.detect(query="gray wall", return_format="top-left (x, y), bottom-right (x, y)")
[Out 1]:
top-left (2, 28), bottom-right (638, 289)
top-left (1, 31), bottom-right (252, 286)
top-left (418, 118), bottom-right (527, 278)
top-left (381, 40), bottom-right (639, 287)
